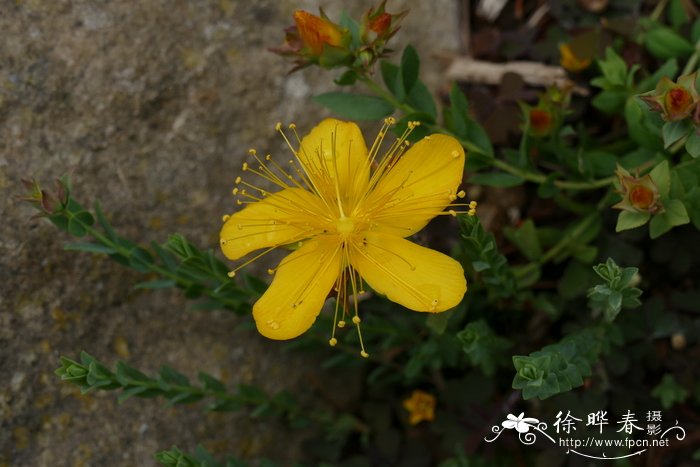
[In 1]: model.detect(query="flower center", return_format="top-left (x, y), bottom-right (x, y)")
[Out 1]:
top-left (630, 185), bottom-right (654, 210)
top-left (336, 216), bottom-right (355, 237)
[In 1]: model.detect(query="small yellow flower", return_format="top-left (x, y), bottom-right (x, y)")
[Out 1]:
top-left (559, 43), bottom-right (591, 73)
top-left (220, 119), bottom-right (469, 356)
top-left (403, 390), bottom-right (436, 425)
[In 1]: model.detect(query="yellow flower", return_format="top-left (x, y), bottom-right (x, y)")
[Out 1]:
top-left (403, 390), bottom-right (436, 425)
top-left (219, 118), bottom-right (469, 356)
top-left (559, 43), bottom-right (591, 73)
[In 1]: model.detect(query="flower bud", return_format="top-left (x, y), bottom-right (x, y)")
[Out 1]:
top-left (612, 166), bottom-right (662, 214)
top-left (639, 73), bottom-right (700, 122)
top-left (529, 108), bottom-right (554, 137)
top-left (293, 10), bottom-right (344, 56)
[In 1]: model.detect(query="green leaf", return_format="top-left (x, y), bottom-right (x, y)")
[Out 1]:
top-left (314, 93), bottom-right (394, 120)
top-left (649, 160), bottom-right (671, 197)
top-left (426, 309), bottom-right (453, 334)
top-left (199, 372), bottom-right (227, 393)
top-left (649, 212), bottom-right (673, 238)
top-left (449, 83), bottom-right (469, 137)
top-left (457, 320), bottom-right (512, 376)
top-left (644, 26), bottom-right (694, 59)
top-left (67, 217), bottom-right (87, 237)
top-left (686, 131), bottom-right (700, 158)
top-left (668, 0), bottom-right (690, 28)
top-left (470, 172), bottom-right (524, 187)
top-left (64, 242), bottom-right (117, 254)
top-left (400, 45), bottom-right (420, 94)
top-left (652, 374), bottom-right (688, 409)
top-left (592, 90), bottom-right (628, 114)
top-left (334, 70), bottom-right (358, 86)
top-left (662, 120), bottom-right (692, 149)
top-left (504, 219), bottom-right (542, 261)
top-left (134, 279), bottom-right (176, 290)
top-left (380, 61), bottom-right (404, 101)
top-left (405, 81), bottom-right (436, 119)
top-left (663, 198), bottom-right (691, 226)
top-left (616, 210), bottom-right (650, 232)
top-left (625, 97), bottom-right (663, 150)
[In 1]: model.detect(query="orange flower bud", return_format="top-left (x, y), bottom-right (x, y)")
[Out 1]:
top-left (664, 86), bottom-right (695, 121)
top-left (529, 108), bottom-right (553, 137)
top-left (640, 73), bottom-right (700, 122)
top-left (613, 166), bottom-right (662, 214)
top-left (369, 12), bottom-right (391, 34)
top-left (293, 10), bottom-right (344, 56)
top-left (629, 185), bottom-right (655, 210)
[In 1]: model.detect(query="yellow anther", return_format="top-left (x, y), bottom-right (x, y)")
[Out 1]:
top-left (232, 187), bottom-right (239, 195)
top-left (289, 123), bottom-right (296, 129)
top-left (227, 271), bottom-right (236, 278)
top-left (329, 338), bottom-right (338, 346)
top-left (242, 162), bottom-right (248, 171)
top-left (448, 194), bottom-right (457, 201)
top-left (236, 199), bottom-right (243, 205)
top-left (448, 209), bottom-right (457, 216)
top-left (360, 351), bottom-right (369, 358)
top-left (468, 209), bottom-right (477, 216)
top-left (384, 117), bottom-right (396, 125)
top-left (337, 320), bottom-right (346, 328)
top-left (222, 214), bottom-right (230, 222)
top-left (265, 154), bottom-right (272, 161)
top-left (457, 190), bottom-right (466, 198)
top-left (352, 316), bottom-right (361, 325)
top-left (275, 122), bottom-right (282, 131)
top-left (248, 148), bottom-right (256, 155)
top-left (235, 176), bottom-right (242, 184)
top-left (267, 268), bottom-right (275, 275)
top-left (469, 201), bottom-right (478, 209)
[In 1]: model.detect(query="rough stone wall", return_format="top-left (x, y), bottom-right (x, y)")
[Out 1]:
top-left (0, 1), bottom-right (458, 465)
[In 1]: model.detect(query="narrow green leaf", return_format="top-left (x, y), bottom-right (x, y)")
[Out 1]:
top-left (380, 61), bottom-right (404, 101)
top-left (449, 83), bottom-right (469, 137)
top-left (405, 81), bottom-right (436, 119)
top-left (400, 45), bottom-right (420, 94)
top-left (314, 93), bottom-right (394, 120)
top-left (64, 242), bottom-right (117, 254)
top-left (644, 27), bottom-right (694, 59)
top-left (134, 279), bottom-right (176, 290)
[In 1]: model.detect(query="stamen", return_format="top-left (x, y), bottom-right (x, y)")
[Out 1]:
top-left (329, 338), bottom-right (337, 346)
top-left (222, 214), bottom-right (230, 222)
top-left (338, 320), bottom-right (346, 328)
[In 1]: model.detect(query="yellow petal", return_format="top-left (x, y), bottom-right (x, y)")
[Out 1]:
top-left (220, 188), bottom-right (327, 260)
top-left (364, 134), bottom-right (464, 237)
top-left (351, 231), bottom-right (466, 312)
top-left (253, 237), bottom-right (341, 339)
top-left (297, 118), bottom-right (370, 209)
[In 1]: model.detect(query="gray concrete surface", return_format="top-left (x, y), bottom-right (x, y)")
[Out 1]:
top-left (0, 1), bottom-right (458, 465)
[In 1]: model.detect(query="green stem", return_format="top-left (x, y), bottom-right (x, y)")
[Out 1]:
top-left (358, 75), bottom-right (614, 191)
top-left (513, 191), bottom-right (613, 280)
top-left (682, 35), bottom-right (700, 76)
top-left (650, 0), bottom-right (669, 22)
top-left (64, 209), bottom-right (244, 310)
